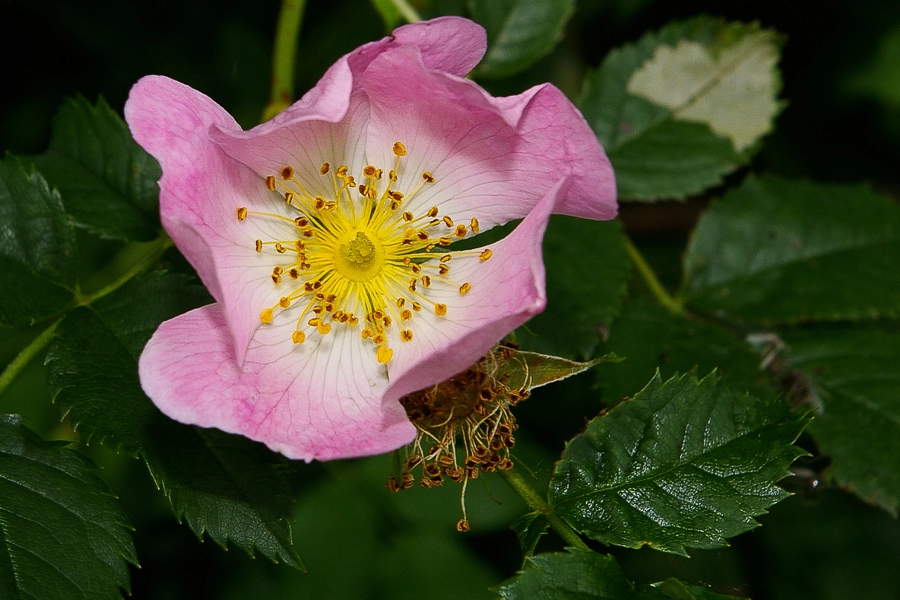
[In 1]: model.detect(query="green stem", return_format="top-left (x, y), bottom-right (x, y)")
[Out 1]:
top-left (624, 235), bottom-right (683, 315)
top-left (391, 0), bottom-right (422, 23)
top-left (1, 235), bottom-right (172, 398)
top-left (263, 0), bottom-right (307, 122)
top-left (499, 468), bottom-right (590, 550)
top-left (0, 321), bottom-right (59, 397)
top-left (78, 236), bottom-right (173, 305)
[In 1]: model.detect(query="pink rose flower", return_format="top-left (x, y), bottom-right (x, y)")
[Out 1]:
top-left (127, 16), bottom-right (616, 461)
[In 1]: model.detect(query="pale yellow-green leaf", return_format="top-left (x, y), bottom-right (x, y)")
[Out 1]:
top-left (626, 31), bottom-right (780, 151)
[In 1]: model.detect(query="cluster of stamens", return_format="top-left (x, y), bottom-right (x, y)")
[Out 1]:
top-left (236, 141), bottom-right (493, 364)
top-left (387, 343), bottom-right (530, 532)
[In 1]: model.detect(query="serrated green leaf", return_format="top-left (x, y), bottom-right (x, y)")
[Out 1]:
top-left (626, 30), bottom-right (781, 152)
top-left (45, 273), bottom-right (303, 570)
top-left (580, 17), bottom-right (781, 200)
top-left (633, 578), bottom-right (747, 600)
top-left (492, 548), bottom-right (633, 599)
top-left (469, 0), bottom-right (575, 78)
top-left (595, 301), bottom-right (777, 407)
top-left (510, 511), bottom-right (549, 556)
top-left (683, 176), bottom-right (900, 323)
top-left (0, 414), bottom-right (137, 600)
top-left (605, 120), bottom-right (743, 200)
top-left (31, 96), bottom-right (161, 242)
top-left (781, 325), bottom-right (900, 515)
top-left (0, 157), bottom-right (77, 326)
top-left (519, 217), bottom-right (629, 358)
top-left (549, 371), bottom-right (810, 555)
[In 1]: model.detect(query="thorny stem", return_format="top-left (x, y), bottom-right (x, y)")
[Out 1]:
top-left (623, 234), bottom-right (684, 315)
top-left (390, 0), bottom-right (422, 23)
top-left (498, 468), bottom-right (590, 551)
top-left (0, 235), bottom-right (173, 398)
top-left (263, 0), bottom-right (307, 121)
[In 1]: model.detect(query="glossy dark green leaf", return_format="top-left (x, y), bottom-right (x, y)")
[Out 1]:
top-left (492, 548), bottom-right (633, 599)
top-left (633, 578), bottom-right (747, 600)
top-left (579, 17), bottom-right (781, 200)
top-left (781, 324), bottom-right (900, 515)
top-left (31, 96), bottom-right (161, 241)
top-left (519, 217), bottom-right (629, 358)
top-left (0, 157), bottom-right (77, 326)
top-left (683, 176), bottom-right (900, 323)
top-left (595, 301), bottom-right (776, 407)
top-left (0, 414), bottom-right (137, 600)
top-left (469, 0), bottom-right (575, 78)
top-left (550, 371), bottom-right (810, 555)
top-left (45, 272), bottom-right (303, 569)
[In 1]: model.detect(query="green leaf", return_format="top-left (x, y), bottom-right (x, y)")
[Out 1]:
top-left (492, 548), bottom-right (633, 599)
top-left (580, 17), bottom-right (781, 200)
top-left (549, 371), bottom-right (810, 555)
top-left (510, 511), bottom-right (549, 557)
top-left (781, 325), bottom-right (900, 515)
top-left (683, 176), bottom-right (900, 323)
top-left (0, 414), bottom-right (137, 600)
top-left (519, 217), bottom-right (630, 358)
top-left (0, 157), bottom-right (77, 326)
top-left (633, 578), bottom-right (747, 600)
top-left (31, 96), bottom-right (161, 242)
top-left (595, 301), bottom-right (777, 407)
top-left (45, 272), bottom-right (304, 570)
top-left (469, 0), bottom-right (576, 78)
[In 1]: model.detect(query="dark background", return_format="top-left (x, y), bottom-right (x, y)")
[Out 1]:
top-left (2, 0), bottom-right (899, 598)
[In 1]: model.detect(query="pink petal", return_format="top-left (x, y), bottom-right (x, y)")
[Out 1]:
top-left (385, 179), bottom-right (560, 400)
top-left (139, 303), bottom-right (416, 461)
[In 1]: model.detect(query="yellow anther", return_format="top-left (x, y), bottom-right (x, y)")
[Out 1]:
top-left (265, 176), bottom-right (275, 191)
top-left (401, 309), bottom-right (412, 320)
top-left (279, 297), bottom-right (290, 308)
top-left (377, 345), bottom-right (394, 363)
top-left (401, 330), bottom-right (413, 342)
top-left (412, 302), bottom-right (422, 312)
top-left (289, 268), bottom-right (299, 279)
top-left (439, 264), bottom-right (449, 275)
top-left (284, 192), bottom-right (294, 204)
top-left (434, 303), bottom-right (448, 316)
top-left (292, 330), bottom-right (305, 344)
top-left (403, 211), bottom-right (414, 222)
top-left (396, 298), bottom-right (406, 308)
top-left (320, 162), bottom-right (330, 174)
top-left (427, 206), bottom-right (439, 217)
top-left (470, 217), bottom-right (480, 234)
top-left (422, 275), bottom-right (431, 287)
top-left (359, 184), bottom-right (368, 196)
top-left (281, 166), bottom-right (294, 180)
top-left (255, 240), bottom-right (262, 252)
top-left (237, 207), bottom-right (248, 221)
top-left (442, 216), bottom-right (454, 227)
top-left (363, 165), bottom-right (377, 177)
top-left (336, 165), bottom-right (349, 178)
top-left (422, 171), bottom-right (434, 183)
top-left (459, 283), bottom-right (471, 295)
top-left (260, 308), bottom-right (274, 324)
top-left (479, 249), bottom-right (493, 261)
top-left (440, 254), bottom-right (452, 263)
top-left (455, 224), bottom-right (467, 238)
top-left (362, 328), bottom-right (373, 340)
top-left (314, 197), bottom-right (326, 210)
top-left (294, 216), bottom-right (309, 227)
top-left (317, 321), bottom-right (332, 335)
top-left (393, 141), bottom-right (407, 156)
top-left (275, 243), bottom-right (286, 253)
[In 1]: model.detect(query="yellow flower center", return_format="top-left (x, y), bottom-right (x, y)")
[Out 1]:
top-left (236, 141), bottom-right (492, 364)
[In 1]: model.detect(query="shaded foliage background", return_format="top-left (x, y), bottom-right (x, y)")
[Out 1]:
top-left (2, 0), bottom-right (900, 598)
